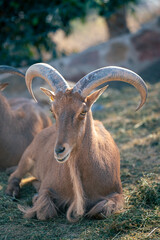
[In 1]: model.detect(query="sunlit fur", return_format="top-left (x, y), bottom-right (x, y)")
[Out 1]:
top-left (0, 84), bottom-right (52, 169)
top-left (6, 88), bottom-right (123, 222)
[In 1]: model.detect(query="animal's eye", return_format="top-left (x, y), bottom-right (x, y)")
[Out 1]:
top-left (80, 111), bottom-right (87, 117)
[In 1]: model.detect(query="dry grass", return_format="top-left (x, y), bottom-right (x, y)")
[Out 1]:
top-left (0, 81), bottom-right (160, 239)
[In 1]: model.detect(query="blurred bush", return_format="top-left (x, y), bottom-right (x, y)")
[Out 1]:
top-left (91, 0), bottom-right (139, 37)
top-left (0, 0), bottom-right (139, 67)
top-left (0, 0), bottom-right (87, 66)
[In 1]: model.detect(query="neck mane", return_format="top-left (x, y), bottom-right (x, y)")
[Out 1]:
top-left (66, 110), bottom-right (97, 221)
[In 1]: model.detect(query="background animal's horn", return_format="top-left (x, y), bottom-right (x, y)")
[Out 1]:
top-left (73, 66), bottom-right (147, 111)
top-left (0, 65), bottom-right (25, 78)
top-left (25, 63), bottom-right (69, 102)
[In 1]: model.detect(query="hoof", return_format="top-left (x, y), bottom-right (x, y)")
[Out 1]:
top-left (6, 178), bottom-right (20, 198)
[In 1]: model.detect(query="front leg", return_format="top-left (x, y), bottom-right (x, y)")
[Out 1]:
top-left (19, 188), bottom-right (58, 220)
top-left (6, 154), bottom-right (34, 197)
top-left (87, 193), bottom-right (124, 219)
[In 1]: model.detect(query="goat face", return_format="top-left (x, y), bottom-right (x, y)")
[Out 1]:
top-left (26, 63), bottom-right (147, 164)
top-left (41, 87), bottom-right (107, 163)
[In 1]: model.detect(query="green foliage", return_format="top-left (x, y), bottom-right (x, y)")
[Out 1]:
top-left (91, 0), bottom-right (139, 18)
top-left (0, 0), bottom-right (140, 67)
top-left (0, 0), bottom-right (88, 66)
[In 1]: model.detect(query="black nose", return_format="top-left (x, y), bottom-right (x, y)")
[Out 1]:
top-left (55, 146), bottom-right (65, 155)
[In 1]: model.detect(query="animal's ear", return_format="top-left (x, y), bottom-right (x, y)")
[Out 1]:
top-left (40, 87), bottom-right (55, 102)
top-left (86, 85), bottom-right (108, 107)
top-left (0, 83), bottom-right (9, 91)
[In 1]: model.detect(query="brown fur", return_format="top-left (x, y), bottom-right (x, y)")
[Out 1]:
top-left (0, 84), bottom-right (52, 169)
top-left (6, 88), bottom-right (124, 222)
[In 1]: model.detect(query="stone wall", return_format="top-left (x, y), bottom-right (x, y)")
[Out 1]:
top-left (0, 17), bottom-right (160, 98)
top-left (49, 17), bottom-right (160, 83)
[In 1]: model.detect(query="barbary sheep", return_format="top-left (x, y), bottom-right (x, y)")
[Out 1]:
top-left (0, 65), bottom-right (52, 169)
top-left (6, 63), bottom-right (147, 222)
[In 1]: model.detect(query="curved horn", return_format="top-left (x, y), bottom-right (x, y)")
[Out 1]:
top-left (0, 65), bottom-right (25, 78)
top-left (25, 63), bottom-right (69, 102)
top-left (73, 66), bottom-right (147, 111)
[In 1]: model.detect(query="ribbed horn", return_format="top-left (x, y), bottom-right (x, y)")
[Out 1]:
top-left (73, 66), bottom-right (147, 111)
top-left (25, 63), bottom-right (69, 102)
top-left (0, 65), bottom-right (25, 78)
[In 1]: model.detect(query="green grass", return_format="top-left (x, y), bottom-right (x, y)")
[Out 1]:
top-left (0, 82), bottom-right (160, 239)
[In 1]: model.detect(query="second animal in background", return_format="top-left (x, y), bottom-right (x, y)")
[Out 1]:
top-left (0, 66), bottom-right (52, 170)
